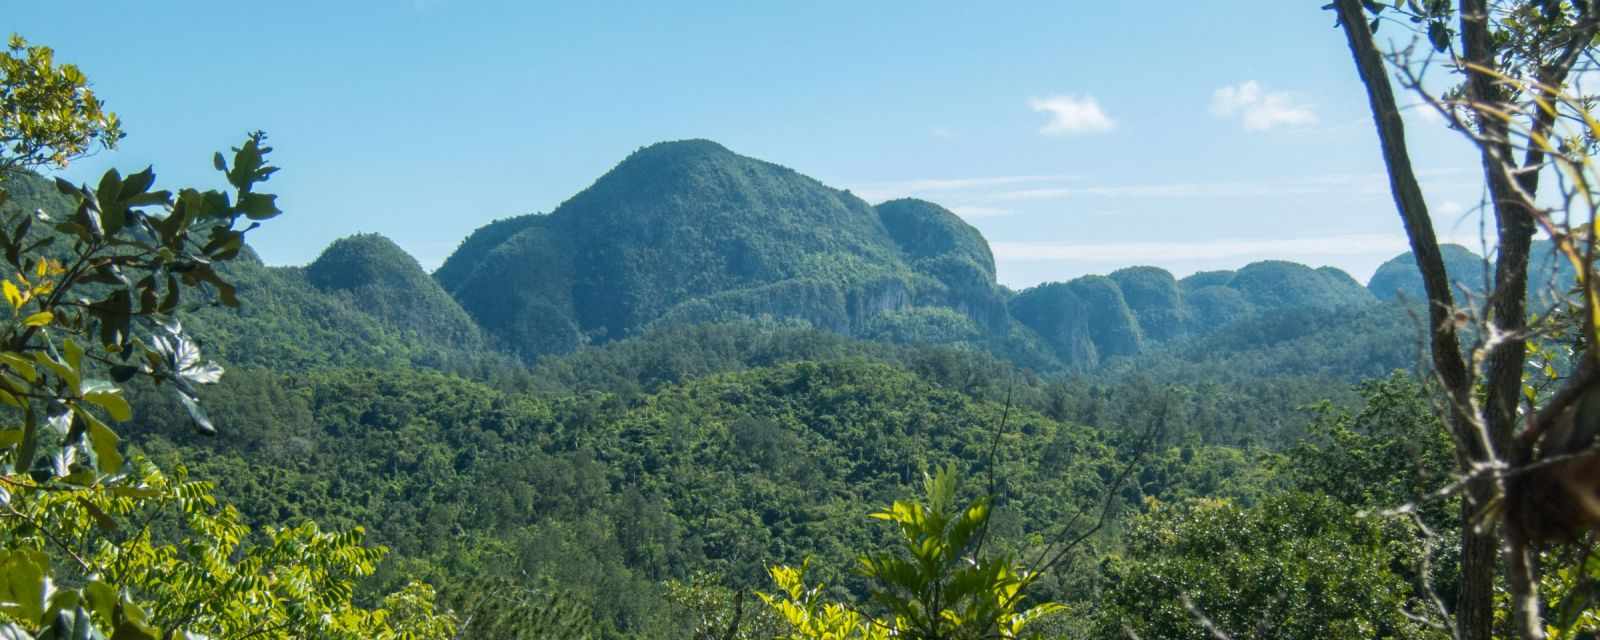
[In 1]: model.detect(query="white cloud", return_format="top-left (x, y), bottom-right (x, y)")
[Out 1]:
top-left (993, 176), bottom-right (1370, 201)
top-left (1210, 81), bottom-right (1318, 131)
top-left (991, 187), bottom-right (1076, 201)
top-left (848, 168), bottom-right (1476, 214)
top-left (993, 233), bottom-right (1425, 263)
top-left (847, 174), bottom-right (1075, 202)
top-left (948, 205), bottom-right (1013, 218)
top-left (1029, 95), bottom-right (1116, 136)
top-left (1407, 102), bottom-right (1446, 124)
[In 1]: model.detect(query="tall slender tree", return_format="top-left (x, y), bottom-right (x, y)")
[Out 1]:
top-left (1332, 1), bottom-right (1600, 638)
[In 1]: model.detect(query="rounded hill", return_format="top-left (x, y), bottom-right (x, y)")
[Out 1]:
top-left (1366, 244), bottom-right (1487, 302)
top-left (1228, 261), bottom-right (1374, 311)
top-left (306, 233), bottom-right (486, 350)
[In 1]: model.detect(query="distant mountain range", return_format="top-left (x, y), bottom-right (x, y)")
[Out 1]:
top-left (4, 140), bottom-right (1569, 373)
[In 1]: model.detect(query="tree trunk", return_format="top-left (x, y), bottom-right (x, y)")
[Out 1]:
top-left (1333, 2), bottom-right (1495, 637)
top-left (1458, 1), bottom-right (1545, 635)
top-left (1458, 496), bottom-right (1500, 639)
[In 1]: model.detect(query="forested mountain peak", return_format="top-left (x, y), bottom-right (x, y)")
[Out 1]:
top-left (874, 198), bottom-right (996, 280)
top-left (1366, 241), bottom-right (1576, 303)
top-left (437, 139), bottom-right (1008, 361)
top-left (306, 232), bottom-right (429, 292)
top-left (1227, 260), bottom-right (1375, 310)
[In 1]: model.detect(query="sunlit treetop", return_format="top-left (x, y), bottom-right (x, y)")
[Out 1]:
top-left (0, 33), bottom-right (122, 174)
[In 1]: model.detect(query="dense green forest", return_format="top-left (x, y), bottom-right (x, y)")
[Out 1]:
top-left (0, 132), bottom-right (1472, 637)
top-left (5, 6), bottom-right (1600, 638)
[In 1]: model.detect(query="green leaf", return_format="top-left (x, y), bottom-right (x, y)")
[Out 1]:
top-left (236, 193), bottom-right (280, 221)
top-left (34, 352), bottom-right (81, 395)
top-left (82, 381), bottom-right (131, 422)
top-left (78, 408), bottom-right (122, 474)
top-left (0, 550), bottom-right (48, 624)
top-left (118, 167), bottom-right (155, 200)
top-left (94, 170), bottom-right (125, 235)
top-left (120, 191), bottom-right (170, 208)
top-left (39, 607), bottom-right (105, 640)
top-left (108, 623), bottom-right (157, 640)
top-left (1428, 20), bottom-right (1450, 52)
top-left (64, 339), bottom-right (83, 373)
top-left (177, 392), bottom-right (216, 436)
top-left (0, 353), bottom-right (39, 383)
top-left (53, 177), bottom-right (80, 198)
top-left (82, 582), bottom-right (115, 622)
top-left (76, 499), bottom-right (117, 532)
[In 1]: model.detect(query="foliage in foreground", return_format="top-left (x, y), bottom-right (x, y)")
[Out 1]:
top-left (762, 466), bottom-right (1064, 640)
top-left (0, 35), bottom-right (456, 639)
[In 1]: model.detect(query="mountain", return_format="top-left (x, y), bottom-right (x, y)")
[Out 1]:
top-left (1366, 241), bottom-right (1577, 307)
top-left (1367, 244), bottom-right (1488, 302)
top-left (1227, 260), bottom-right (1374, 311)
top-left (2, 146), bottom-right (1436, 379)
top-left (436, 140), bottom-right (1024, 362)
top-left (181, 238), bottom-right (499, 372)
top-left (430, 140), bottom-right (1395, 372)
top-left (3, 149), bottom-right (1417, 378)
top-left (305, 233), bottom-right (487, 351)
top-left (1007, 261), bottom-right (1374, 369)
top-left (2, 170), bottom-right (504, 372)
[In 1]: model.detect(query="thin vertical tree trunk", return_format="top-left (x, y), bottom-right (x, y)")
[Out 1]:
top-left (1457, 1), bottom-right (1546, 636)
top-left (1332, 2), bottom-right (1495, 637)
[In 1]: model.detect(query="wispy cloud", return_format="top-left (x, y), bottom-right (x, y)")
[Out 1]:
top-left (848, 168), bottom-right (1476, 209)
top-left (1210, 81), bottom-right (1318, 131)
top-left (1029, 95), bottom-right (1116, 136)
top-left (1405, 101), bottom-right (1446, 124)
top-left (992, 233), bottom-right (1475, 263)
top-left (848, 174), bottom-right (1075, 202)
top-left (948, 205), bottom-right (1013, 218)
top-left (992, 174), bottom-right (1389, 201)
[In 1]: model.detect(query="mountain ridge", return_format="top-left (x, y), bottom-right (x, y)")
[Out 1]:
top-left (0, 143), bottom-right (1478, 375)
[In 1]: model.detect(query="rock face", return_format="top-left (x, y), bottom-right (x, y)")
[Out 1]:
top-left (1110, 266), bottom-right (1186, 342)
top-left (1008, 261), bottom-right (1379, 370)
top-left (1009, 283), bottom-right (1096, 367)
top-left (1009, 277), bottom-right (1143, 369)
top-left (875, 198), bottom-right (1011, 331)
top-left (433, 140), bottom-right (1012, 361)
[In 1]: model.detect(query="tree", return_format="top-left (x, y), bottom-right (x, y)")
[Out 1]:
top-left (1099, 493), bottom-right (1447, 640)
top-left (760, 466), bottom-right (1065, 640)
top-left (1331, 1), bottom-right (1600, 638)
top-left (0, 35), bottom-right (121, 174)
top-left (0, 34), bottom-right (455, 639)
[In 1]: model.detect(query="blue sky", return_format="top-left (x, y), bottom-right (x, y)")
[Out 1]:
top-left (12, 1), bottom-right (1490, 288)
